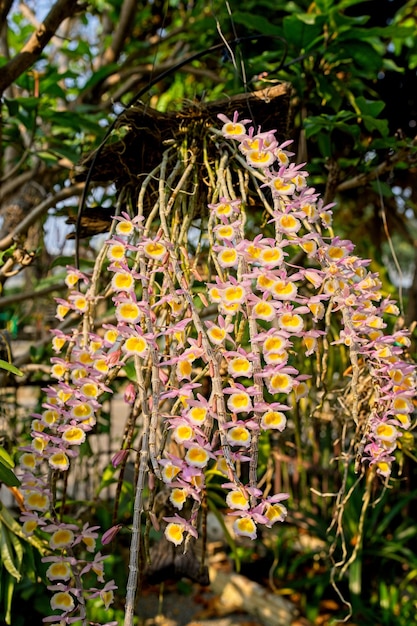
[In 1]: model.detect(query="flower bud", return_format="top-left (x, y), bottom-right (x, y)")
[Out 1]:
top-left (101, 524), bottom-right (122, 545)
top-left (111, 449), bottom-right (129, 468)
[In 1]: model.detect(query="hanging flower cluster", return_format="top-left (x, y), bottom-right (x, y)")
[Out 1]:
top-left (18, 266), bottom-right (118, 625)
top-left (108, 113), bottom-right (413, 546)
top-left (17, 111), bottom-right (415, 623)
top-left (215, 112), bottom-right (415, 480)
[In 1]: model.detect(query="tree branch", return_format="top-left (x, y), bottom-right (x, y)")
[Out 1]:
top-left (0, 183), bottom-right (84, 251)
top-left (0, 0), bottom-right (14, 27)
top-left (18, 1), bottom-right (63, 50)
top-left (100, 0), bottom-right (138, 66)
top-left (336, 138), bottom-right (417, 193)
top-left (0, 0), bottom-right (84, 94)
top-left (0, 170), bottom-right (37, 205)
top-left (0, 281), bottom-right (67, 308)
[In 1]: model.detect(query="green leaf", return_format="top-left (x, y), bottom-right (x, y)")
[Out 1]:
top-left (0, 525), bottom-right (21, 581)
top-left (50, 255), bottom-right (95, 270)
top-left (314, 0), bottom-right (333, 12)
top-left (0, 447), bottom-right (17, 490)
top-left (355, 96), bottom-right (385, 118)
top-left (363, 25), bottom-right (415, 40)
top-left (97, 465), bottom-right (118, 491)
top-left (409, 53), bottom-right (417, 70)
top-left (329, 39), bottom-right (382, 74)
top-left (123, 360), bottom-right (137, 382)
top-left (0, 448), bottom-right (14, 470)
top-left (13, 96), bottom-right (39, 110)
top-left (371, 137), bottom-right (400, 151)
top-left (3, 571), bottom-right (15, 624)
top-left (304, 112), bottom-right (356, 138)
top-left (348, 551), bottom-right (362, 596)
top-left (7, 523), bottom-right (23, 570)
top-left (38, 144), bottom-right (80, 164)
top-left (40, 69), bottom-right (78, 97)
top-left (336, 0), bottom-right (372, 8)
top-left (362, 116), bottom-right (389, 136)
top-left (231, 11), bottom-right (282, 36)
top-left (0, 504), bottom-right (45, 552)
top-left (382, 57), bottom-right (405, 73)
top-left (29, 345), bottom-right (45, 363)
top-left (0, 359), bottom-right (23, 376)
top-left (0, 245), bottom-right (16, 265)
top-left (40, 108), bottom-right (103, 134)
top-left (35, 151), bottom-right (58, 165)
top-left (283, 14), bottom-right (324, 52)
top-left (80, 63), bottom-right (120, 93)
top-left (317, 133), bottom-right (332, 158)
top-left (3, 97), bottom-right (19, 116)
top-left (314, 74), bottom-right (343, 109)
top-left (0, 460), bottom-right (20, 487)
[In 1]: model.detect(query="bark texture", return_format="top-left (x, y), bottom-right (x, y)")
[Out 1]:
top-left (0, 0), bottom-right (83, 94)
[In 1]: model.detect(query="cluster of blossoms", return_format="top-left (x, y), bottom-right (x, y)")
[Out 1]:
top-left (18, 267), bottom-right (118, 625)
top-left (215, 111), bottom-right (415, 479)
top-left (17, 111), bottom-right (415, 621)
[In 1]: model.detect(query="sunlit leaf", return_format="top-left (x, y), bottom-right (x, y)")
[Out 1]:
top-left (0, 360), bottom-right (23, 377)
top-left (0, 525), bottom-right (21, 581)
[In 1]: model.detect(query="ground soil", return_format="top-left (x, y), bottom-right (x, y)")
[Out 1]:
top-left (137, 582), bottom-right (266, 626)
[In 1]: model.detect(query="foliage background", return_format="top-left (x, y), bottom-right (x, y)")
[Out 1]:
top-left (0, 0), bottom-right (416, 624)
